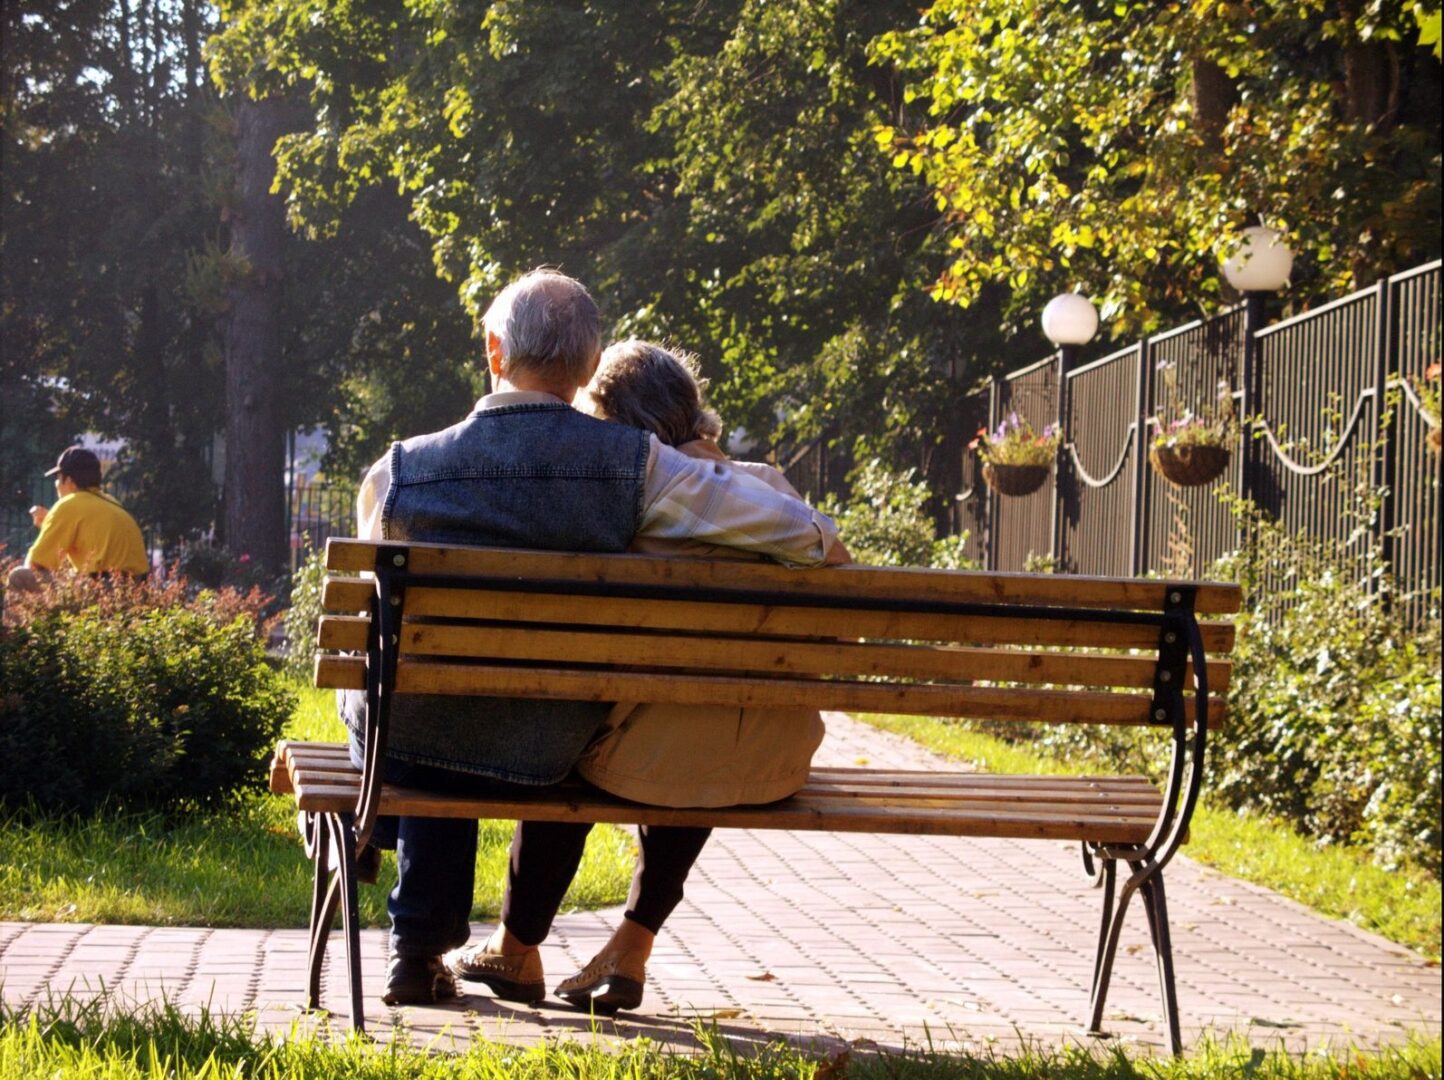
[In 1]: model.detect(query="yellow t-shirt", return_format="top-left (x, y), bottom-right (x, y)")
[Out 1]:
top-left (27, 490), bottom-right (149, 576)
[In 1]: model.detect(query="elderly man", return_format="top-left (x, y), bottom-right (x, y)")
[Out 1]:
top-left (346, 269), bottom-right (841, 1005)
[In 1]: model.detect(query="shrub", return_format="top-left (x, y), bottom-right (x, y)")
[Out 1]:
top-left (283, 545), bottom-right (327, 681)
top-left (0, 576), bottom-right (294, 815)
top-left (819, 460), bottom-right (977, 569)
top-left (1209, 499), bottom-right (1441, 875)
top-left (174, 544), bottom-right (291, 618)
top-left (1, 557), bottom-right (278, 639)
top-left (1011, 487), bottom-right (1441, 878)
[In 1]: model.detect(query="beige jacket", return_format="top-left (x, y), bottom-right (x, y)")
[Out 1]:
top-left (576, 440), bottom-right (826, 807)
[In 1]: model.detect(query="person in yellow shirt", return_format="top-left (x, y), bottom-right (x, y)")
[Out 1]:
top-left (6, 446), bottom-right (149, 594)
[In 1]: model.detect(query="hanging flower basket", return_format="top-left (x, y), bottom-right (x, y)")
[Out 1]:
top-left (982, 462), bottom-right (1050, 497)
top-left (1149, 444), bottom-right (1231, 487)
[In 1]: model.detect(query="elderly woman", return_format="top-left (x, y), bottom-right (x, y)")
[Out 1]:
top-left (447, 341), bottom-right (847, 1013)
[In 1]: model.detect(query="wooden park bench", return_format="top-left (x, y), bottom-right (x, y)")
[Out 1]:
top-left (269, 537), bottom-right (1239, 1053)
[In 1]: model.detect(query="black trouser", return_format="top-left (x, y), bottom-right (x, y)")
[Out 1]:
top-left (501, 821), bottom-right (713, 946)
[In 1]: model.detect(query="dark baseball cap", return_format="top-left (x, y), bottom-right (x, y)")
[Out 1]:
top-left (45, 446), bottom-right (104, 488)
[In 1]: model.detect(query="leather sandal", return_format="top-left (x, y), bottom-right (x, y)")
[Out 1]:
top-left (382, 955), bottom-right (457, 1006)
top-left (555, 949), bottom-right (646, 1014)
top-left (445, 942), bottom-right (545, 1003)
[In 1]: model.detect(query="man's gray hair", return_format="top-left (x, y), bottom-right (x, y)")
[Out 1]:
top-left (482, 269), bottom-right (601, 386)
top-left (587, 340), bottom-right (723, 448)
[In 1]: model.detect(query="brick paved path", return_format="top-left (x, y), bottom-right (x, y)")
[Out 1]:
top-left (2, 713), bottom-right (1439, 1056)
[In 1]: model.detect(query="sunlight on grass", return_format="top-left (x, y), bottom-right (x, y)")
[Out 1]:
top-left (862, 714), bottom-right (1442, 962)
top-left (1, 996), bottom-right (1439, 1079)
top-left (0, 683), bottom-right (634, 929)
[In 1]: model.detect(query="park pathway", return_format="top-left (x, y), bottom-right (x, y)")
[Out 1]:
top-left (2, 712), bottom-right (1439, 1057)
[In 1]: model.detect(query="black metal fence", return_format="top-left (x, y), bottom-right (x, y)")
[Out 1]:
top-left (285, 479), bottom-right (356, 569)
top-left (938, 260), bottom-right (1440, 622)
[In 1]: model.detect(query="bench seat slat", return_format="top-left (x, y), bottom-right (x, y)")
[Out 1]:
top-left (324, 539), bottom-right (1242, 614)
top-left (284, 784), bottom-right (1157, 843)
top-left (271, 744), bottom-right (1162, 845)
top-left (799, 783), bottom-right (1162, 806)
top-left (283, 769), bottom-right (1163, 816)
top-left (322, 579), bottom-right (1237, 653)
top-left (803, 767), bottom-right (1154, 787)
top-left (315, 620), bottom-right (1231, 691)
top-left (278, 762), bottom-right (1162, 807)
top-left (271, 745), bottom-right (1161, 791)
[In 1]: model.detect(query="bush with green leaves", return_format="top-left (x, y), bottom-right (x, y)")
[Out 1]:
top-left (820, 459), bottom-right (977, 569)
top-left (1011, 488), bottom-right (1441, 878)
top-left (0, 603), bottom-right (294, 816)
top-left (283, 545), bottom-right (328, 681)
top-left (1207, 500), bottom-right (1441, 876)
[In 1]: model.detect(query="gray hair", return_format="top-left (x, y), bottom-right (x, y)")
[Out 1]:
top-left (482, 269), bottom-right (601, 386)
top-left (588, 340), bottom-right (723, 448)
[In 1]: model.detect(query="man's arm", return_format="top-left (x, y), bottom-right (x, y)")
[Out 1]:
top-left (25, 500), bottom-right (77, 571)
top-left (355, 454), bottom-right (390, 541)
top-left (639, 439), bottom-right (841, 566)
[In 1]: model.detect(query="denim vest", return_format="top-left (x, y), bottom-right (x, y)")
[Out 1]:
top-left (344, 401), bottom-right (650, 784)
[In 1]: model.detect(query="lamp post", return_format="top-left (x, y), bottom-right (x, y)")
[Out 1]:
top-left (1041, 292), bottom-right (1100, 567)
top-left (1221, 226), bottom-right (1293, 501)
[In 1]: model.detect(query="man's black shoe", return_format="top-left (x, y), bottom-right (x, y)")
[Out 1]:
top-left (356, 843), bottom-right (382, 885)
top-left (381, 955), bottom-right (458, 1006)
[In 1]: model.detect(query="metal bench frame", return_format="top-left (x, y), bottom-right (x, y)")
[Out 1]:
top-left (294, 542), bottom-right (1213, 1053)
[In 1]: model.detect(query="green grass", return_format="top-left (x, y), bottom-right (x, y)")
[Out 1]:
top-left (2, 997), bottom-right (1439, 1080)
top-left (0, 684), bottom-right (635, 929)
top-left (862, 714), bottom-right (1443, 962)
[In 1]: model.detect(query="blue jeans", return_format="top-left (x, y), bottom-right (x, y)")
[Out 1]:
top-left (347, 729), bottom-right (531, 959)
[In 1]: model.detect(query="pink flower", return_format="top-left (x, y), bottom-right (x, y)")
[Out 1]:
top-left (239, 554), bottom-right (251, 564)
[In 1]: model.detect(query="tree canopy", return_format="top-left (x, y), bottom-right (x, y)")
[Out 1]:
top-left (6, 0), bottom-right (1440, 553)
top-left (873, 0), bottom-right (1442, 334)
top-left (209, 0), bottom-right (1029, 485)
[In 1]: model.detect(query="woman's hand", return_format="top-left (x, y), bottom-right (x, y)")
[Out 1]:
top-left (823, 539), bottom-right (852, 566)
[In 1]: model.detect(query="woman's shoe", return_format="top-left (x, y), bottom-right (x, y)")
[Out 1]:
top-left (555, 949), bottom-right (646, 1014)
top-left (444, 942), bottom-right (545, 1003)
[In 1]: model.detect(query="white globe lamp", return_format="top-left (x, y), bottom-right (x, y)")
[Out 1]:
top-left (1041, 293), bottom-right (1099, 347)
top-left (727, 425), bottom-right (758, 455)
top-left (1221, 226), bottom-right (1293, 293)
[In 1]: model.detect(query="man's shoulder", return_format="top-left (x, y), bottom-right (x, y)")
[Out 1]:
top-left (48, 492), bottom-right (88, 518)
top-left (79, 490), bottom-right (141, 526)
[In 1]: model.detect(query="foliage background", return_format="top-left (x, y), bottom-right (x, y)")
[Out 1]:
top-left (6, 1), bottom-right (1439, 552)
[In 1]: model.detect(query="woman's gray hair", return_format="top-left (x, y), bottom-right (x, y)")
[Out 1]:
top-left (482, 269), bottom-right (601, 386)
top-left (588, 340), bottom-right (723, 448)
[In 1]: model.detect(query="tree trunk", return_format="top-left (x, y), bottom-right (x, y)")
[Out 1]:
top-left (222, 96), bottom-right (298, 573)
top-left (1335, 0), bottom-right (1401, 129)
top-left (1189, 57), bottom-right (1237, 153)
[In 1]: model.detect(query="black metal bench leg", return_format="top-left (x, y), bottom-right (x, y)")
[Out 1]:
top-left (304, 813), bottom-right (339, 1011)
top-left (1087, 872), bottom-right (1138, 1037)
top-left (1087, 856), bottom-right (1117, 1028)
top-left (306, 867), bottom-right (341, 1010)
top-left (1140, 872), bottom-right (1182, 1055)
top-left (330, 812), bottom-right (366, 1033)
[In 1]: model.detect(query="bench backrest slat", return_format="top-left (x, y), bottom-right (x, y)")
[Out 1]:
top-left (321, 578), bottom-right (1237, 653)
top-left (316, 655), bottom-right (1189, 727)
top-left (317, 617), bottom-right (1230, 689)
top-left (324, 539), bottom-right (1242, 615)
